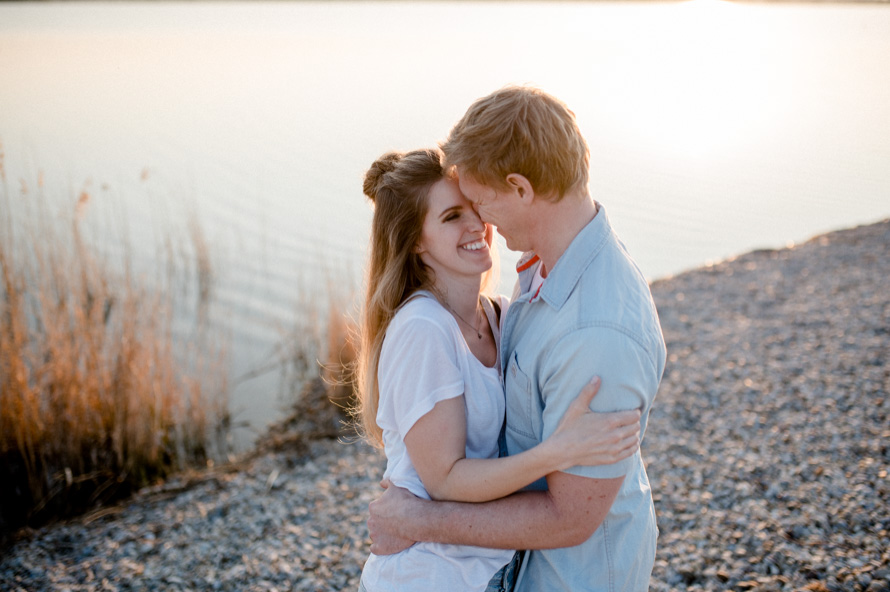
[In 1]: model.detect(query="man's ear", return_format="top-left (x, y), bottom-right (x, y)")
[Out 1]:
top-left (505, 173), bottom-right (534, 202)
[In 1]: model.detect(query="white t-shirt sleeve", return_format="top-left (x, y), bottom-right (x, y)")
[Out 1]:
top-left (376, 314), bottom-right (465, 437)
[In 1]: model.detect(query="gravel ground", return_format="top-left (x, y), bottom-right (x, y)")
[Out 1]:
top-left (2, 220), bottom-right (888, 592)
top-left (645, 220), bottom-right (889, 592)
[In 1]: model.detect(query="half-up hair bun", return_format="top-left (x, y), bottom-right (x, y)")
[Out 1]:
top-left (355, 146), bottom-right (447, 448)
top-left (363, 151), bottom-right (403, 202)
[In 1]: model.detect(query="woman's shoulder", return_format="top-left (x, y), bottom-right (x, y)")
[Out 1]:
top-left (382, 293), bottom-right (462, 360)
top-left (482, 293), bottom-right (510, 320)
top-left (390, 292), bottom-right (452, 330)
top-left (490, 293), bottom-right (510, 312)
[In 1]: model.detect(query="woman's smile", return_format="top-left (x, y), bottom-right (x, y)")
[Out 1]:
top-left (416, 177), bottom-right (493, 282)
top-left (460, 239), bottom-right (488, 252)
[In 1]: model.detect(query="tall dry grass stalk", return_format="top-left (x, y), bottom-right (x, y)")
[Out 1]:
top-left (254, 275), bottom-right (360, 452)
top-left (0, 157), bottom-right (227, 538)
top-left (321, 285), bottom-right (360, 422)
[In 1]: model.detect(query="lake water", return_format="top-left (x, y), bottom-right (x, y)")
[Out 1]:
top-left (2, 1), bottom-right (889, 448)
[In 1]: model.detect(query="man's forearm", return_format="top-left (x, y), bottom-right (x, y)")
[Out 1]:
top-left (399, 489), bottom-right (587, 550)
top-left (369, 473), bottom-right (623, 553)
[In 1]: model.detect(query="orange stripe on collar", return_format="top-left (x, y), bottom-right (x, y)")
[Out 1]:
top-left (516, 254), bottom-right (540, 273)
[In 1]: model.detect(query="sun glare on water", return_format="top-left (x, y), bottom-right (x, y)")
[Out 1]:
top-left (591, 0), bottom-right (786, 162)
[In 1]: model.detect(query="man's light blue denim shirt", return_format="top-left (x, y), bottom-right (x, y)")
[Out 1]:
top-left (501, 205), bottom-right (666, 592)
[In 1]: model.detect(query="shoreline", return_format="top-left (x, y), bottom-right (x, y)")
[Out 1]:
top-left (2, 219), bottom-right (888, 591)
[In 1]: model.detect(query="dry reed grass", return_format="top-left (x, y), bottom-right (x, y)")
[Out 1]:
top-left (255, 280), bottom-right (360, 453)
top-left (322, 294), bottom-right (359, 416)
top-left (0, 151), bottom-right (228, 540)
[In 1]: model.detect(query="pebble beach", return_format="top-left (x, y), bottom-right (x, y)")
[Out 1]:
top-left (2, 220), bottom-right (888, 592)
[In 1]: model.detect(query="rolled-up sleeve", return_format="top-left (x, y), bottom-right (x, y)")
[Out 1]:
top-left (538, 325), bottom-right (658, 480)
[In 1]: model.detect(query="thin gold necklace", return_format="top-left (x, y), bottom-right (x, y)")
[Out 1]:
top-left (445, 298), bottom-right (483, 340)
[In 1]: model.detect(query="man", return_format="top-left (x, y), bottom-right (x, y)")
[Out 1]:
top-left (368, 86), bottom-right (666, 591)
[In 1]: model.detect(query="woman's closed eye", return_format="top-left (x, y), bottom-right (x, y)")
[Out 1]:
top-left (440, 207), bottom-right (463, 223)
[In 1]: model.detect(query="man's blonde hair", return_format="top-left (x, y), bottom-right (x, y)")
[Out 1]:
top-left (441, 86), bottom-right (590, 201)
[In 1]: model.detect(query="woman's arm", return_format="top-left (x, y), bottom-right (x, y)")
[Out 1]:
top-left (404, 377), bottom-right (640, 503)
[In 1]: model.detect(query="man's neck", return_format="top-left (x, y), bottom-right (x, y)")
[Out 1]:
top-left (530, 190), bottom-right (597, 275)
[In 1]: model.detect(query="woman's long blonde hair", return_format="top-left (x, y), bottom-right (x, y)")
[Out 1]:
top-left (356, 148), bottom-right (444, 447)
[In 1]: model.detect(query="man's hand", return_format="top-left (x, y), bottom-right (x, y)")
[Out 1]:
top-left (367, 480), bottom-right (421, 555)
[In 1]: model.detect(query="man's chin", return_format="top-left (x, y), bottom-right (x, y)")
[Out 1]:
top-left (503, 237), bottom-right (525, 253)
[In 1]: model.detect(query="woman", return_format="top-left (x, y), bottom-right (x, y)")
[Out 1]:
top-left (356, 148), bottom-right (640, 592)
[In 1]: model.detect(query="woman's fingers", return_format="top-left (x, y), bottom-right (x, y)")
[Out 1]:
top-left (570, 376), bottom-right (602, 413)
top-left (622, 431), bottom-right (640, 453)
top-left (612, 408), bottom-right (642, 427)
top-left (583, 410), bottom-right (640, 436)
top-left (579, 412), bottom-right (641, 461)
top-left (595, 432), bottom-right (639, 464)
top-left (620, 417), bottom-right (641, 438)
top-left (556, 377), bottom-right (602, 432)
top-left (557, 376), bottom-right (647, 466)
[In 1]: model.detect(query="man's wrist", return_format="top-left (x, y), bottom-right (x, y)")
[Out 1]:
top-left (400, 494), bottom-right (435, 540)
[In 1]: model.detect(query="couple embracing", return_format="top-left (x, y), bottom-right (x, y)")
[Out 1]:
top-left (355, 86), bottom-right (666, 592)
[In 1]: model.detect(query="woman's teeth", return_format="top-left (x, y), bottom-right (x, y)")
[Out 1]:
top-left (461, 240), bottom-right (487, 251)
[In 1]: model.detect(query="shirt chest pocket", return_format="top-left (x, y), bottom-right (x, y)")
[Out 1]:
top-left (504, 352), bottom-right (543, 442)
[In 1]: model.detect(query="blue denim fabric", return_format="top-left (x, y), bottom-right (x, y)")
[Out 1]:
top-left (501, 207), bottom-right (665, 592)
top-left (485, 551), bottom-right (524, 592)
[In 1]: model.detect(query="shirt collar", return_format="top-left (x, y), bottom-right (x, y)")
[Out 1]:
top-left (515, 203), bottom-right (612, 310)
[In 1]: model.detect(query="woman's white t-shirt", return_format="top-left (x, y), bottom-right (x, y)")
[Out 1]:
top-left (360, 292), bottom-right (514, 592)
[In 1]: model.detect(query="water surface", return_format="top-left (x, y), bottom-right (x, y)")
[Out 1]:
top-left (2, 1), bottom-right (888, 446)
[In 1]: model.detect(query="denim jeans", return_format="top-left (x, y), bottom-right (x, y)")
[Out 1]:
top-left (484, 551), bottom-right (523, 592)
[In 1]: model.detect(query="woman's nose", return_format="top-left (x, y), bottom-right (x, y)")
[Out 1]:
top-left (467, 208), bottom-right (485, 231)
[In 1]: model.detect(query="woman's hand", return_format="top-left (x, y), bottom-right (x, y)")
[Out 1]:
top-left (546, 377), bottom-right (641, 472)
